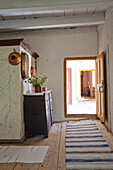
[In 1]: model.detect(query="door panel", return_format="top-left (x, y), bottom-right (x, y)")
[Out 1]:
top-left (96, 52), bottom-right (105, 122)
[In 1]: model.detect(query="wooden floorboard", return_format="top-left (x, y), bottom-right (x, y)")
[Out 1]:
top-left (95, 119), bottom-right (113, 151)
top-left (0, 164), bottom-right (16, 170)
top-left (38, 123), bottom-right (62, 170)
top-left (14, 163), bottom-right (40, 170)
top-left (0, 120), bottom-right (113, 170)
top-left (58, 122), bottom-right (66, 170)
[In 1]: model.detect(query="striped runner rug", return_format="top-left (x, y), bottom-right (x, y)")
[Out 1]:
top-left (66, 120), bottom-right (113, 170)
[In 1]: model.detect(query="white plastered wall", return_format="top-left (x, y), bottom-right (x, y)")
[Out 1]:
top-left (98, 11), bottom-right (113, 134)
top-left (0, 27), bottom-right (97, 121)
top-left (0, 44), bottom-right (35, 140)
top-left (0, 46), bottom-right (24, 139)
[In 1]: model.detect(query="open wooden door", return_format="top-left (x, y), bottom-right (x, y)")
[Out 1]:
top-left (96, 52), bottom-right (105, 122)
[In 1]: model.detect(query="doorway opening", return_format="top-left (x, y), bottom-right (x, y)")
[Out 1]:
top-left (64, 57), bottom-right (97, 118)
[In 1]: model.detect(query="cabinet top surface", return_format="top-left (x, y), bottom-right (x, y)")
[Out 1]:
top-left (24, 90), bottom-right (52, 96)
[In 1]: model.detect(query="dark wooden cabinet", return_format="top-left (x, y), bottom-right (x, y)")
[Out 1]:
top-left (24, 90), bottom-right (54, 137)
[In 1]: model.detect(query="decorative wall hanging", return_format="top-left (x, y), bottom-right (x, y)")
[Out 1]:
top-left (8, 50), bottom-right (21, 65)
top-left (31, 66), bottom-right (35, 77)
top-left (21, 53), bottom-right (29, 79)
top-left (35, 60), bottom-right (37, 74)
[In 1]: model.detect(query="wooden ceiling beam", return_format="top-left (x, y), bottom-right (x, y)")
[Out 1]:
top-left (0, 13), bottom-right (105, 32)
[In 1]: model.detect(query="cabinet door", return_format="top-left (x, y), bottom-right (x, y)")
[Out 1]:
top-left (24, 96), bottom-right (47, 137)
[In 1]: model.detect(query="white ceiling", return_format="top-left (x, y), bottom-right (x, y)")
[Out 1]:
top-left (0, 0), bottom-right (113, 9)
top-left (0, 0), bottom-right (113, 32)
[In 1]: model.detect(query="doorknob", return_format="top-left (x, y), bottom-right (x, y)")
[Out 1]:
top-left (99, 85), bottom-right (104, 92)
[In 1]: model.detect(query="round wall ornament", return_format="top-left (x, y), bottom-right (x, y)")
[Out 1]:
top-left (8, 51), bottom-right (21, 65)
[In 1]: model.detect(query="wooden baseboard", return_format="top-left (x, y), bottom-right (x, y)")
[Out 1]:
top-left (0, 135), bottom-right (26, 144)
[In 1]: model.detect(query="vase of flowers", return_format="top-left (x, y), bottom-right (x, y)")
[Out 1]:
top-left (28, 73), bottom-right (48, 93)
top-left (35, 85), bottom-right (42, 93)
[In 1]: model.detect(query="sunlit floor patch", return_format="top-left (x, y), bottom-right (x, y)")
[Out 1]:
top-left (67, 97), bottom-right (96, 114)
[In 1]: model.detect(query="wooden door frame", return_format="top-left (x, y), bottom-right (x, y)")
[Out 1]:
top-left (64, 57), bottom-right (97, 118)
top-left (67, 68), bottom-right (72, 104)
